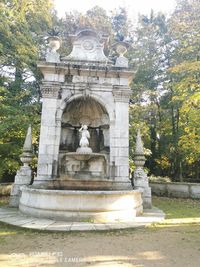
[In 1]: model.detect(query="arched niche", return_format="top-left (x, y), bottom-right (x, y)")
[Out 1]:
top-left (60, 96), bottom-right (110, 153)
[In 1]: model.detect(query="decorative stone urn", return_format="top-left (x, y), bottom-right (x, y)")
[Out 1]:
top-left (46, 36), bottom-right (61, 63)
top-left (113, 41), bottom-right (129, 56)
top-left (113, 41), bottom-right (130, 68)
top-left (47, 36), bottom-right (61, 52)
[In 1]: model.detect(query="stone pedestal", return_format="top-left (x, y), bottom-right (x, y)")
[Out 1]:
top-left (133, 130), bottom-right (152, 208)
top-left (10, 166), bottom-right (32, 207)
top-left (115, 56), bottom-right (129, 68)
top-left (134, 167), bottom-right (152, 208)
top-left (10, 125), bottom-right (33, 207)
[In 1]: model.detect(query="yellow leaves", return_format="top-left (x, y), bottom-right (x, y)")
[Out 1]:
top-left (180, 92), bottom-right (200, 117)
top-left (171, 94), bottom-right (186, 102)
top-left (0, 87), bottom-right (8, 102)
top-left (169, 61), bottom-right (200, 74)
top-left (13, 90), bottom-right (31, 102)
top-left (170, 74), bottom-right (200, 107)
top-left (169, 83), bottom-right (200, 165)
top-left (187, 92), bottom-right (200, 103)
top-left (155, 156), bottom-right (171, 169)
top-left (178, 128), bottom-right (200, 164)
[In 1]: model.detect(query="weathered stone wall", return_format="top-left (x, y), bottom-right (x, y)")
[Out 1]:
top-left (150, 182), bottom-right (200, 199)
top-left (0, 183), bottom-right (12, 196)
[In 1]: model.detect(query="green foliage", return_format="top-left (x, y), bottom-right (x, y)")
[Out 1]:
top-left (0, 0), bottom-right (199, 183)
top-left (111, 7), bottom-right (132, 41)
top-left (167, 0), bottom-right (200, 175)
top-left (0, 0), bottom-right (54, 181)
top-left (130, 0), bottom-right (200, 181)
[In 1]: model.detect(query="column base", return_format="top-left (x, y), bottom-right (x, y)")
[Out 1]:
top-left (9, 167), bottom-right (32, 208)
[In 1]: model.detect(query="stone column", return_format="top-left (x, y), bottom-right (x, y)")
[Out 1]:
top-left (111, 88), bottom-right (132, 189)
top-left (34, 81), bottom-right (61, 183)
top-left (133, 129), bottom-right (152, 208)
top-left (10, 126), bottom-right (33, 207)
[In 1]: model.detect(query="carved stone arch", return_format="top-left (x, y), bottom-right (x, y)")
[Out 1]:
top-left (56, 93), bottom-right (114, 123)
top-left (59, 93), bottom-right (112, 153)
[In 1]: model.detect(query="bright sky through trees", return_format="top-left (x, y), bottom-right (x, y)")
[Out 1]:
top-left (54, 0), bottom-right (176, 18)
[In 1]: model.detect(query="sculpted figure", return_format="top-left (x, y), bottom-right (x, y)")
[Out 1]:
top-left (79, 125), bottom-right (90, 147)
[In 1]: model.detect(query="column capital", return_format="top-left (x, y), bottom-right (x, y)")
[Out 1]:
top-left (41, 81), bottom-right (61, 99)
top-left (113, 87), bottom-right (131, 103)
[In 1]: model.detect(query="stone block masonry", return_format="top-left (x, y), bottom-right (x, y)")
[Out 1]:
top-left (150, 182), bottom-right (200, 199)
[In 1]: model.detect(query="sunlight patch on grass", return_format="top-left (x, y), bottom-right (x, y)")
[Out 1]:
top-left (163, 218), bottom-right (200, 224)
top-left (152, 196), bottom-right (200, 227)
top-left (0, 231), bottom-right (17, 236)
top-left (153, 196), bottom-right (200, 219)
top-left (152, 221), bottom-right (200, 228)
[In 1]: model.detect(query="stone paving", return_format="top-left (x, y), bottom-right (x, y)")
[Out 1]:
top-left (0, 206), bottom-right (165, 231)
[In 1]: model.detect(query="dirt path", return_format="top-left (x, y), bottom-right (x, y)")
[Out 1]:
top-left (0, 224), bottom-right (200, 267)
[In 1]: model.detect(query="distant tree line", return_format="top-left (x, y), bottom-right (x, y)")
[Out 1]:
top-left (0, 0), bottom-right (199, 182)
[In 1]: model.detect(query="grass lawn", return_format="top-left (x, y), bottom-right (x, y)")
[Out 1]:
top-left (0, 196), bottom-right (200, 267)
top-left (0, 195), bottom-right (199, 233)
top-left (153, 196), bottom-right (200, 219)
top-left (152, 196), bottom-right (200, 225)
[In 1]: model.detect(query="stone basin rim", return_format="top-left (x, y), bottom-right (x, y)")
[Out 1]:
top-left (64, 152), bottom-right (107, 161)
top-left (65, 152), bottom-right (107, 156)
top-left (21, 185), bottom-right (141, 195)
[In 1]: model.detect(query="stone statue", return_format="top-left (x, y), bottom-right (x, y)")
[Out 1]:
top-left (79, 125), bottom-right (90, 147)
top-left (76, 125), bottom-right (92, 153)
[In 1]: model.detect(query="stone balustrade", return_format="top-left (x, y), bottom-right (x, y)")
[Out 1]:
top-left (150, 182), bottom-right (200, 199)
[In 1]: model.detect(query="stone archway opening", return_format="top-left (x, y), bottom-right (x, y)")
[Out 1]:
top-left (58, 96), bottom-right (111, 186)
top-left (60, 96), bottom-right (110, 153)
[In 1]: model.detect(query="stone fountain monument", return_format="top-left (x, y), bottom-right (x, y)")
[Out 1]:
top-left (12, 29), bottom-right (152, 222)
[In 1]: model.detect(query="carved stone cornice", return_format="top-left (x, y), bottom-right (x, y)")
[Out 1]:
top-left (113, 87), bottom-right (131, 103)
top-left (40, 81), bottom-right (61, 98)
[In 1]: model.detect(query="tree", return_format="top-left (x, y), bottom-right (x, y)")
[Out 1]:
top-left (130, 1), bottom-right (200, 181)
top-left (129, 11), bottom-right (169, 175)
top-left (165, 0), bottom-right (200, 180)
top-left (0, 0), bottom-right (54, 181)
top-left (1, 1), bottom-right (199, 183)
top-left (111, 7), bottom-right (133, 41)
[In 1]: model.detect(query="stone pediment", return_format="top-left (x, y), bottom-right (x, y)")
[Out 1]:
top-left (63, 29), bottom-right (110, 63)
